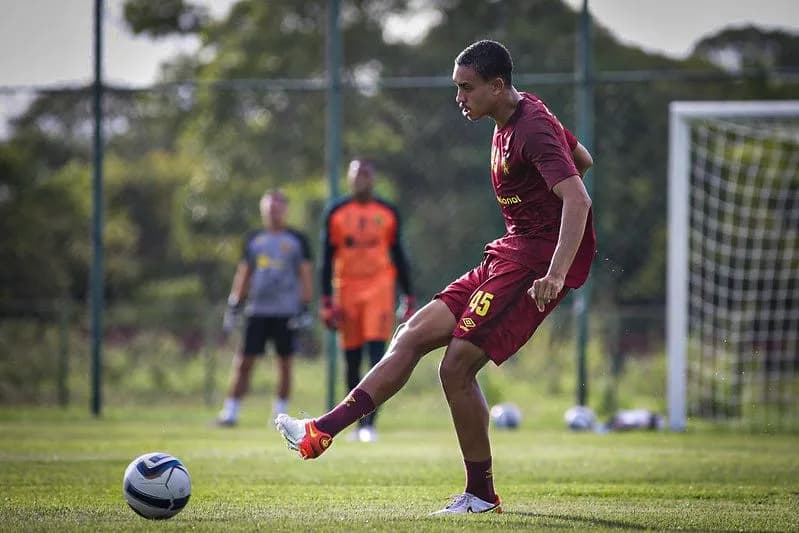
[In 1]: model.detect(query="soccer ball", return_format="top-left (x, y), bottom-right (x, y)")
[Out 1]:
top-left (564, 405), bottom-right (596, 431)
top-left (123, 452), bottom-right (191, 520)
top-left (490, 402), bottom-right (523, 429)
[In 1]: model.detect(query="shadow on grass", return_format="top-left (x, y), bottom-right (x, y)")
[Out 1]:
top-left (502, 511), bottom-right (645, 530)
top-left (504, 512), bottom-right (745, 532)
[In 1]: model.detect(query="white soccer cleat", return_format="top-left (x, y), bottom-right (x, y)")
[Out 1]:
top-left (274, 413), bottom-right (306, 451)
top-left (357, 426), bottom-right (378, 442)
top-left (274, 414), bottom-right (334, 459)
top-left (430, 492), bottom-right (502, 515)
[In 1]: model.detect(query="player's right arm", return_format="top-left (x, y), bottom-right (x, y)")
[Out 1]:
top-left (223, 236), bottom-right (253, 333)
top-left (228, 261), bottom-right (252, 305)
top-left (229, 232), bottom-right (255, 306)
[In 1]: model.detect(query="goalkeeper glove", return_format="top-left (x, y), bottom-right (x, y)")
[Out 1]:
top-left (396, 294), bottom-right (417, 323)
top-left (222, 296), bottom-right (243, 334)
top-left (288, 303), bottom-right (314, 331)
top-left (319, 296), bottom-right (343, 330)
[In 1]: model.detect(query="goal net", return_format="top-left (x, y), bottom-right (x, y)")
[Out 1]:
top-left (667, 101), bottom-right (799, 431)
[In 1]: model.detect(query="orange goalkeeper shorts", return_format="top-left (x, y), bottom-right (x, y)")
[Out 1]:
top-left (336, 275), bottom-right (396, 350)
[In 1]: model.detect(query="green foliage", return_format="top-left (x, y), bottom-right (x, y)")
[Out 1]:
top-left (123, 0), bottom-right (207, 37)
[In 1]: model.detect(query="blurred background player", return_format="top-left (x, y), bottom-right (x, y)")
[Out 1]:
top-left (319, 158), bottom-right (415, 442)
top-left (277, 40), bottom-right (594, 515)
top-left (217, 190), bottom-right (313, 426)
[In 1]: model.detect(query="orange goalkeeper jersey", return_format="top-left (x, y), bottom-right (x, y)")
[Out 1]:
top-left (321, 196), bottom-right (412, 296)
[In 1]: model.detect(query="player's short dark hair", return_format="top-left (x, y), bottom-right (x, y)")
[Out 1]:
top-left (262, 189), bottom-right (288, 203)
top-left (455, 40), bottom-right (513, 86)
top-left (349, 157), bottom-right (376, 172)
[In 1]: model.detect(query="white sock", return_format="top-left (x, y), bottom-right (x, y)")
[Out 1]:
top-left (220, 397), bottom-right (240, 420)
top-left (273, 398), bottom-right (288, 416)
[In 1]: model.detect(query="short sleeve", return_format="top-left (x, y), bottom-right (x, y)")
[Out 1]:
top-left (241, 231), bottom-right (256, 264)
top-left (290, 229), bottom-right (312, 260)
top-left (520, 119), bottom-right (579, 190)
top-left (563, 126), bottom-right (578, 151)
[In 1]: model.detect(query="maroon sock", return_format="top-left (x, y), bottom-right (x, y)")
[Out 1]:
top-left (314, 388), bottom-right (376, 437)
top-left (465, 458), bottom-right (496, 503)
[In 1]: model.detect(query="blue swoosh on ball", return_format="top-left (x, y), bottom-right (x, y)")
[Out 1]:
top-left (137, 459), bottom-right (182, 478)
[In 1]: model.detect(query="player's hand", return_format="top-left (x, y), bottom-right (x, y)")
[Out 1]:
top-left (319, 296), bottom-right (343, 331)
top-left (396, 294), bottom-right (417, 323)
top-left (288, 304), bottom-right (314, 331)
top-left (222, 297), bottom-right (243, 335)
top-left (528, 274), bottom-right (564, 312)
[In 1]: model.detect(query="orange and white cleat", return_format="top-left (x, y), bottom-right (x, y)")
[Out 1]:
top-left (274, 414), bottom-right (333, 459)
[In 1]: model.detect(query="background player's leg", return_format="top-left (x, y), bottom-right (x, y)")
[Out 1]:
top-left (439, 337), bottom-right (495, 502)
top-left (273, 318), bottom-right (295, 417)
top-left (343, 346), bottom-right (365, 438)
top-left (344, 347), bottom-right (363, 396)
top-left (230, 353), bottom-right (257, 398)
top-left (217, 353), bottom-right (256, 425)
top-left (219, 316), bottom-right (267, 425)
top-left (360, 340), bottom-right (385, 430)
top-left (314, 299), bottom-right (455, 437)
top-left (274, 355), bottom-right (291, 415)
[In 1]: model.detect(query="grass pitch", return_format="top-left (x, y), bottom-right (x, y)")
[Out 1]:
top-left (1, 401), bottom-right (797, 532)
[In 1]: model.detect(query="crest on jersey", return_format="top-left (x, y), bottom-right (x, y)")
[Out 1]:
top-left (491, 133), bottom-right (512, 176)
top-left (256, 254), bottom-right (271, 269)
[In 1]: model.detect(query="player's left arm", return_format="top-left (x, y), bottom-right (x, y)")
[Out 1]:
top-left (563, 127), bottom-right (593, 178)
top-left (529, 176), bottom-right (592, 311)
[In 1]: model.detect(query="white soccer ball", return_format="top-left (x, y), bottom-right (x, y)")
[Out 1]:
top-left (123, 452), bottom-right (191, 520)
top-left (564, 405), bottom-right (596, 431)
top-left (490, 402), bottom-right (523, 429)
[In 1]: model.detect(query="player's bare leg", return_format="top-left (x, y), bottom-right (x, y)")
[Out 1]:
top-left (274, 355), bottom-right (291, 416)
top-left (357, 299), bottom-right (454, 405)
top-left (230, 353), bottom-right (255, 398)
top-left (217, 354), bottom-right (255, 426)
top-left (439, 338), bottom-right (491, 461)
top-left (432, 338), bottom-right (500, 514)
top-left (275, 299), bottom-right (455, 458)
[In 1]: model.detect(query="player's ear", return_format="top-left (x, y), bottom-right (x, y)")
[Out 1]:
top-left (490, 76), bottom-right (505, 94)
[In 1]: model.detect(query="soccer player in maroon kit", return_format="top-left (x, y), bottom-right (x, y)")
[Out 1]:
top-left (277, 39), bottom-right (595, 515)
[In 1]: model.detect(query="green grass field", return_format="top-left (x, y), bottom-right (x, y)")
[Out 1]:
top-left (1, 401), bottom-right (797, 531)
top-left (1, 342), bottom-right (798, 531)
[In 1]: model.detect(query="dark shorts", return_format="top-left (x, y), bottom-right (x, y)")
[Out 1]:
top-left (242, 316), bottom-right (294, 358)
top-left (435, 254), bottom-right (568, 365)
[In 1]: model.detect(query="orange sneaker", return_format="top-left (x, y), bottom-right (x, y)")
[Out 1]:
top-left (274, 414), bottom-right (333, 459)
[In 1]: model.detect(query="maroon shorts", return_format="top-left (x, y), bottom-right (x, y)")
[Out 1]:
top-left (435, 254), bottom-right (568, 365)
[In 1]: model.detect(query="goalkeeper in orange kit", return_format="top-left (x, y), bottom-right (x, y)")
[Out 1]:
top-left (319, 158), bottom-right (415, 443)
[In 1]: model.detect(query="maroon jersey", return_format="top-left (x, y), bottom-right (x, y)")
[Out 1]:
top-left (484, 92), bottom-right (596, 288)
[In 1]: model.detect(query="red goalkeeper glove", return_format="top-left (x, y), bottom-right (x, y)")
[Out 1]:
top-left (396, 294), bottom-right (416, 323)
top-left (319, 296), bottom-right (343, 330)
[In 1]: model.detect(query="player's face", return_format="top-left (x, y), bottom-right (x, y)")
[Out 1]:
top-left (347, 160), bottom-right (374, 197)
top-left (452, 64), bottom-right (501, 121)
top-left (261, 195), bottom-right (287, 228)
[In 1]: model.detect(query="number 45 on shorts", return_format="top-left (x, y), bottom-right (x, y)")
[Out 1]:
top-left (468, 291), bottom-right (494, 316)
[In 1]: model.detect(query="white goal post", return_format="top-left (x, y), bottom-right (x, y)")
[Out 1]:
top-left (667, 100), bottom-right (799, 431)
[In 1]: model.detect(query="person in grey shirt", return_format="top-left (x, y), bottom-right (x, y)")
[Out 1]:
top-left (217, 190), bottom-right (313, 426)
